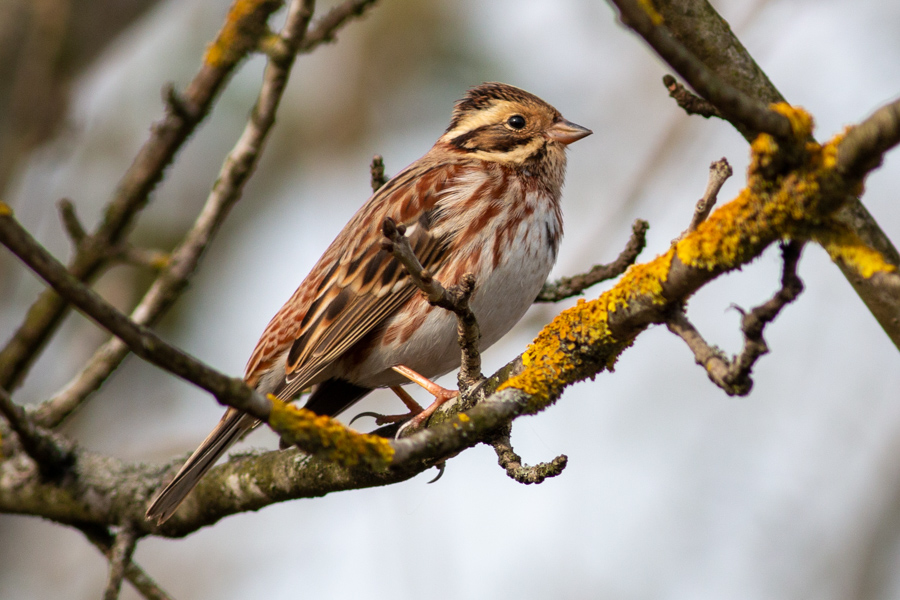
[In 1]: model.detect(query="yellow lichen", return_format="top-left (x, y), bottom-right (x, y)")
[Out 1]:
top-left (0, 201), bottom-right (12, 217)
top-left (204, 0), bottom-right (277, 67)
top-left (499, 253), bottom-right (674, 411)
top-left (817, 227), bottom-right (897, 278)
top-left (637, 0), bottom-right (664, 25)
top-left (502, 104), bottom-right (882, 410)
top-left (151, 253), bottom-right (172, 270)
top-left (770, 102), bottom-right (814, 141)
top-left (268, 396), bottom-right (394, 468)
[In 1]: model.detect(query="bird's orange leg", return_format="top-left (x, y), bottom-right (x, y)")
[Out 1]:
top-left (349, 366), bottom-right (458, 429)
top-left (390, 385), bottom-right (425, 414)
top-left (391, 365), bottom-right (459, 428)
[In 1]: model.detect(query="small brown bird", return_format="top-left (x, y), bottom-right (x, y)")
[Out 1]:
top-left (146, 82), bottom-right (591, 524)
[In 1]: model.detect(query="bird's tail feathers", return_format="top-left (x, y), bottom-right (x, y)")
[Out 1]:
top-left (146, 409), bottom-right (257, 525)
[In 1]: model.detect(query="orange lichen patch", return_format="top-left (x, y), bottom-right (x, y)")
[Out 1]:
top-left (817, 226), bottom-right (898, 278)
top-left (770, 102), bottom-right (814, 141)
top-left (499, 295), bottom-right (625, 413)
top-left (637, 0), bottom-right (664, 25)
top-left (679, 108), bottom-right (849, 272)
top-left (605, 249), bottom-right (674, 312)
top-left (268, 397), bottom-right (394, 468)
top-left (204, 0), bottom-right (280, 68)
top-left (498, 254), bottom-right (679, 411)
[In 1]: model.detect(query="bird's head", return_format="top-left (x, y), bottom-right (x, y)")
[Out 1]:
top-left (440, 82), bottom-right (592, 167)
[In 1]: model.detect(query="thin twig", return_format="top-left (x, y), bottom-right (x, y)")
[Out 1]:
top-left (536, 219), bottom-right (649, 302)
top-left (381, 217), bottom-right (483, 392)
top-left (103, 526), bottom-right (138, 600)
top-left (108, 245), bottom-right (171, 270)
top-left (298, 0), bottom-right (379, 52)
top-left (0, 0), bottom-right (285, 392)
top-left (490, 429), bottom-right (567, 484)
top-left (836, 97), bottom-right (900, 180)
top-left (608, 0), bottom-right (791, 139)
top-left (34, 0), bottom-right (318, 428)
top-left (0, 386), bottom-right (73, 478)
top-left (83, 526), bottom-right (172, 600)
top-left (675, 158), bottom-right (733, 241)
top-left (57, 198), bottom-right (87, 245)
top-left (662, 74), bottom-right (723, 119)
top-left (370, 154), bottom-right (387, 192)
top-left (0, 206), bottom-right (271, 422)
top-left (666, 241), bottom-right (805, 395)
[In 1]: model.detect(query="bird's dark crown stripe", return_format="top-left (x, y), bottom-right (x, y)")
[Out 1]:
top-left (448, 82), bottom-right (550, 130)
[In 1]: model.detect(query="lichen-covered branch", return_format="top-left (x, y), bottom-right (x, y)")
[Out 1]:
top-left (648, 0), bottom-right (900, 351)
top-left (490, 430), bottom-right (568, 484)
top-left (83, 526), bottom-right (172, 600)
top-left (33, 0), bottom-right (317, 428)
top-left (0, 0), bottom-right (284, 392)
top-left (536, 219), bottom-right (649, 303)
top-left (0, 386), bottom-right (73, 478)
top-left (1, 100), bottom-right (896, 538)
top-left (103, 526), bottom-right (137, 600)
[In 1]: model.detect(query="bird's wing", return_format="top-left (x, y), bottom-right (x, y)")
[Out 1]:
top-left (244, 160), bottom-right (464, 400)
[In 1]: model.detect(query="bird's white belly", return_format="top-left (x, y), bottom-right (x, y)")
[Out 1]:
top-left (351, 209), bottom-right (559, 388)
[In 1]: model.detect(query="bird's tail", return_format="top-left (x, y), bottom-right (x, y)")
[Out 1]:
top-left (145, 408), bottom-right (257, 525)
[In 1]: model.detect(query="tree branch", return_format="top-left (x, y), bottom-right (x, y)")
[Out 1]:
top-left (298, 0), bottom-right (379, 52)
top-left (649, 0), bottom-right (900, 351)
top-left (837, 97), bottom-right (900, 181)
top-left (103, 526), bottom-right (138, 600)
top-left (662, 74), bottom-right (723, 119)
top-left (666, 241), bottom-right (804, 395)
top-left (676, 157), bottom-right (732, 240)
top-left (0, 386), bottom-right (73, 478)
top-left (536, 219), bottom-right (649, 302)
top-left (0, 0), bottom-right (285, 392)
top-left (0, 205), bottom-right (272, 422)
top-left (33, 0), bottom-right (318, 428)
top-left (82, 525), bottom-right (172, 600)
top-left (490, 428), bottom-right (568, 484)
top-left (0, 112), bottom-right (886, 536)
top-left (370, 154), bottom-right (387, 191)
top-left (608, 0), bottom-right (791, 139)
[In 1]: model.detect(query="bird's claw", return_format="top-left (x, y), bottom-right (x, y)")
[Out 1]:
top-left (427, 461), bottom-right (446, 484)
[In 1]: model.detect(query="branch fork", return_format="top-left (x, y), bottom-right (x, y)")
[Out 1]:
top-left (381, 216), bottom-right (484, 394)
top-left (666, 241), bottom-right (805, 395)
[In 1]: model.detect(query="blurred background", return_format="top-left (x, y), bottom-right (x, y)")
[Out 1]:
top-left (1, 0), bottom-right (899, 598)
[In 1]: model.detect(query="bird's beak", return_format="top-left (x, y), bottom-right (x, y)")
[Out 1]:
top-left (545, 119), bottom-right (593, 145)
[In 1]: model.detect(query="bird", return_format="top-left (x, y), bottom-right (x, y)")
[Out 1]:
top-left (146, 82), bottom-right (591, 524)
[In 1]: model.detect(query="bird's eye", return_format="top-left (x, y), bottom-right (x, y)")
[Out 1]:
top-left (506, 115), bottom-right (526, 130)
